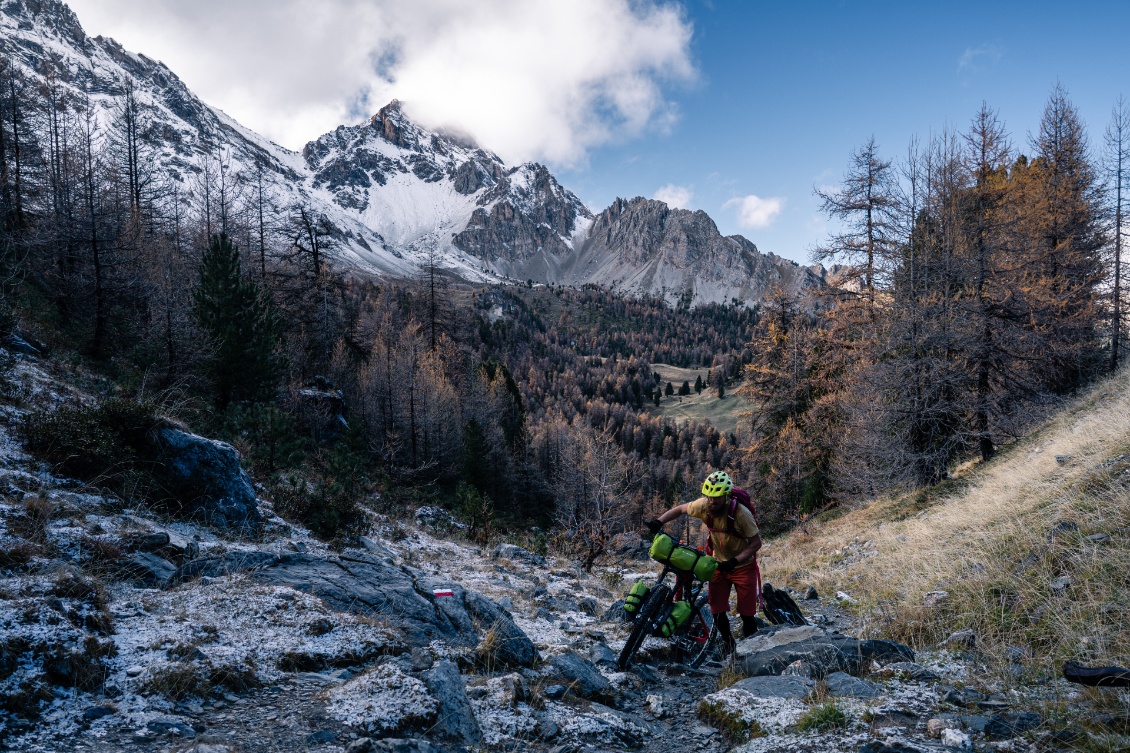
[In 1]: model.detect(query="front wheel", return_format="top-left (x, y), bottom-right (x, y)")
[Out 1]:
top-left (681, 594), bottom-right (718, 668)
top-left (618, 584), bottom-right (669, 671)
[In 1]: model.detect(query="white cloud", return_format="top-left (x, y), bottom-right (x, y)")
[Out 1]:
top-left (958, 44), bottom-right (1004, 74)
top-left (724, 194), bottom-right (784, 229)
top-left (66, 0), bottom-right (695, 166)
top-left (653, 183), bottom-right (693, 209)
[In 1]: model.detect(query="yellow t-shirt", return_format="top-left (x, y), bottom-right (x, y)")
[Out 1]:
top-left (686, 496), bottom-right (759, 563)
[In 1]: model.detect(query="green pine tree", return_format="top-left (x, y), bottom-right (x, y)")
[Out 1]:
top-left (192, 233), bottom-right (286, 409)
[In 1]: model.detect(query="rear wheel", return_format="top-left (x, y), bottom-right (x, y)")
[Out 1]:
top-left (618, 584), bottom-right (669, 671)
top-left (682, 594), bottom-right (718, 667)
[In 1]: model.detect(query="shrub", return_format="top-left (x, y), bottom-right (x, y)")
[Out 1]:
top-left (795, 702), bottom-right (848, 733)
top-left (22, 400), bottom-right (159, 494)
top-left (139, 662), bottom-right (211, 701)
top-left (697, 699), bottom-right (765, 743)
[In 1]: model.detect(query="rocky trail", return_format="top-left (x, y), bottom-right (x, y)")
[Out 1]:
top-left (2, 357), bottom-right (1126, 753)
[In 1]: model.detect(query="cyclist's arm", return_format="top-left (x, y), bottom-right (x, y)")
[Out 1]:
top-left (655, 503), bottom-right (691, 525)
top-left (734, 533), bottom-right (762, 565)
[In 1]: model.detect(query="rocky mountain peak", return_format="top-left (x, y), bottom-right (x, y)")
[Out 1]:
top-left (2, 0), bottom-right (87, 48)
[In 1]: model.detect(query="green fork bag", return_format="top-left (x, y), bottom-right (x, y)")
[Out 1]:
top-left (659, 601), bottom-right (693, 637)
top-left (623, 581), bottom-right (650, 616)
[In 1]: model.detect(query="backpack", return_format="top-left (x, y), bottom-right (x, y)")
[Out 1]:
top-left (703, 488), bottom-right (763, 610)
top-left (703, 488), bottom-right (757, 548)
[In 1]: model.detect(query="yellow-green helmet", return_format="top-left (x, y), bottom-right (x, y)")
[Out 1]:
top-left (702, 471), bottom-right (733, 498)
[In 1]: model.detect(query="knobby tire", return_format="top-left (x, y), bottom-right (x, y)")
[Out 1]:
top-left (684, 594), bottom-right (718, 668)
top-left (618, 584), bottom-right (669, 671)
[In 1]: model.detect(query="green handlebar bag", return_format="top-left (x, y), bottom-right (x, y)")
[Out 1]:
top-left (649, 533), bottom-right (718, 582)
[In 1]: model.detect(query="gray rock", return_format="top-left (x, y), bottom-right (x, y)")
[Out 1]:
top-left (578, 597), bottom-right (600, 616)
top-left (410, 647), bottom-right (434, 671)
top-left (944, 629), bottom-right (977, 648)
top-left (942, 687), bottom-right (987, 707)
top-left (171, 551), bottom-right (280, 584)
top-left (782, 660), bottom-right (816, 678)
top-left (549, 650), bottom-right (612, 700)
top-left (857, 743), bottom-right (925, 753)
top-left (543, 685), bottom-right (567, 700)
top-left (1047, 520), bottom-right (1079, 539)
top-left (879, 662), bottom-right (941, 682)
top-left (156, 429), bottom-right (261, 532)
top-left (923, 590), bottom-right (949, 607)
top-left (135, 532), bottom-right (171, 551)
top-left (824, 671), bottom-right (880, 697)
top-left (854, 638), bottom-right (913, 664)
top-left (459, 587), bottom-right (538, 667)
top-left (803, 585), bottom-right (819, 600)
top-left (985, 712), bottom-right (1041, 739)
top-left (729, 674), bottom-right (814, 699)
top-left (736, 624), bottom-right (911, 678)
top-left (957, 715), bottom-right (990, 732)
top-left (357, 536), bottom-right (395, 560)
top-left (589, 642), bottom-right (618, 667)
top-left (1050, 576), bottom-right (1073, 593)
top-left (255, 554), bottom-right (532, 656)
top-left (536, 607), bottom-right (556, 621)
top-left (422, 660), bottom-right (482, 745)
top-left (82, 705), bottom-right (115, 721)
top-left (121, 552), bottom-right (176, 588)
top-left (491, 543), bottom-right (546, 566)
top-left (346, 739), bottom-right (446, 753)
top-left (147, 719), bottom-right (195, 737)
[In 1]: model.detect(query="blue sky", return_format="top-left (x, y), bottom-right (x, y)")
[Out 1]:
top-left (558, 1), bottom-right (1130, 263)
top-left (67, 0), bottom-right (1130, 265)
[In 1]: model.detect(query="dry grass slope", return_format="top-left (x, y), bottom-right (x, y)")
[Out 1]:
top-left (762, 367), bottom-right (1130, 676)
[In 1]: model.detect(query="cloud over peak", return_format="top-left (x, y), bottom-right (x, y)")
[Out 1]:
top-left (725, 194), bottom-right (784, 229)
top-left (653, 183), bottom-right (693, 209)
top-left (68, 0), bottom-right (695, 167)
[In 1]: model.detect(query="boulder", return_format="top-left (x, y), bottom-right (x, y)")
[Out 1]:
top-left (346, 738), bottom-right (446, 753)
top-left (736, 625), bottom-right (855, 678)
top-left (121, 552), bottom-right (176, 588)
top-left (253, 554), bottom-right (469, 646)
top-left (422, 660), bottom-right (482, 746)
top-left (155, 429), bottom-right (261, 532)
top-left (985, 712), bottom-right (1041, 739)
top-left (490, 543), bottom-right (546, 566)
top-left (941, 687), bottom-right (987, 707)
top-left (728, 674), bottom-right (814, 699)
top-left (824, 671), bottom-right (880, 698)
top-left (171, 551), bottom-right (280, 584)
top-left (443, 582), bottom-right (539, 667)
top-left (878, 662), bottom-right (941, 682)
top-left (549, 650), bottom-right (613, 701)
top-left (944, 629), bottom-right (977, 649)
top-left (253, 554), bottom-right (538, 658)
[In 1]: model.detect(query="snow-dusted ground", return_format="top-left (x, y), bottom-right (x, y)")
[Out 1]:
top-left (3, 352), bottom-right (1126, 752)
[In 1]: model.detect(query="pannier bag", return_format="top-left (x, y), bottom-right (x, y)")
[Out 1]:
top-left (649, 534), bottom-right (718, 582)
top-left (659, 600), bottom-right (693, 637)
top-left (623, 581), bottom-right (650, 616)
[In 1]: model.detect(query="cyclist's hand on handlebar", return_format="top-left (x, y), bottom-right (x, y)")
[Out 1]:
top-left (644, 518), bottom-right (663, 536)
top-left (717, 558), bottom-right (739, 573)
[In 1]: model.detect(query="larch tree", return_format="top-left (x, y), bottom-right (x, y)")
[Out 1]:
top-left (1106, 96), bottom-right (1130, 369)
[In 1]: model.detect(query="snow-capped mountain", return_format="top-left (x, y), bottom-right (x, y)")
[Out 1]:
top-left (0, 0), bottom-right (821, 306)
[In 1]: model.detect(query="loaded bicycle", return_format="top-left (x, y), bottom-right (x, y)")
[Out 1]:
top-left (617, 528), bottom-right (719, 670)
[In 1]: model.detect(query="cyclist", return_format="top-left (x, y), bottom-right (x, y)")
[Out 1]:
top-left (645, 471), bottom-right (761, 655)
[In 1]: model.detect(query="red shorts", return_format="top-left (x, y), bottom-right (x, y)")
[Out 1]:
top-left (708, 561), bottom-right (761, 616)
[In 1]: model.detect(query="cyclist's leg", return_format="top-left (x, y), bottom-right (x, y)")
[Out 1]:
top-left (709, 572), bottom-right (736, 653)
top-left (731, 564), bottom-right (762, 637)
